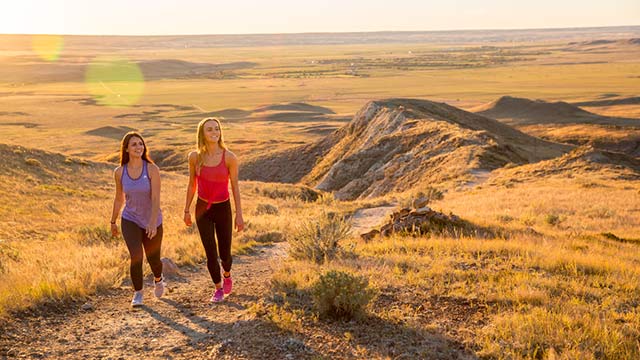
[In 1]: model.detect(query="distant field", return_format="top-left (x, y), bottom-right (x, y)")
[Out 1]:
top-left (1, 34), bottom-right (639, 165)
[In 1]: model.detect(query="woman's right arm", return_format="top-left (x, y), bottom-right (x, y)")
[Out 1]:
top-left (110, 167), bottom-right (125, 236)
top-left (183, 151), bottom-right (198, 226)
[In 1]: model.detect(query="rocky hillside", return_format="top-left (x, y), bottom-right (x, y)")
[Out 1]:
top-left (241, 99), bottom-right (571, 200)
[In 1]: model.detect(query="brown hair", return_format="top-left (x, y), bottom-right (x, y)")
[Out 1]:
top-left (119, 131), bottom-right (153, 165)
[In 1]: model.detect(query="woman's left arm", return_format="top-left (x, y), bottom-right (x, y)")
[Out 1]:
top-left (147, 163), bottom-right (161, 238)
top-left (228, 151), bottom-right (244, 232)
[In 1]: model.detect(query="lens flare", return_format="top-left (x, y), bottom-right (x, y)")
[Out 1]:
top-left (85, 56), bottom-right (145, 107)
top-left (31, 35), bottom-right (64, 62)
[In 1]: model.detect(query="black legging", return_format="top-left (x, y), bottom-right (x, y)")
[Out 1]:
top-left (195, 198), bottom-right (232, 285)
top-left (121, 218), bottom-right (163, 291)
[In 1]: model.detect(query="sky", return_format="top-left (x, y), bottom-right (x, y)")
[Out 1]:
top-left (1, 0), bottom-right (638, 36)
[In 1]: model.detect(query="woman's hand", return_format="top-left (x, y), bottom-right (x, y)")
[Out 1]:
top-left (146, 221), bottom-right (158, 239)
top-left (235, 213), bottom-right (244, 232)
top-left (184, 211), bottom-right (193, 226)
top-left (110, 223), bottom-right (119, 237)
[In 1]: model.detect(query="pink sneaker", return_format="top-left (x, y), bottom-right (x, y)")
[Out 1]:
top-left (210, 288), bottom-right (224, 303)
top-left (223, 276), bottom-right (233, 295)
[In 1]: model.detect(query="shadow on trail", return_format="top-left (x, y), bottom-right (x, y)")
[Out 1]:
top-left (141, 304), bottom-right (213, 344)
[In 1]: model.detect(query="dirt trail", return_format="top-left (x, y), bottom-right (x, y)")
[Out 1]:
top-left (1, 244), bottom-right (290, 360)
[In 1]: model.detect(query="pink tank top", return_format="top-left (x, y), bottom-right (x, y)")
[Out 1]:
top-left (197, 150), bottom-right (230, 207)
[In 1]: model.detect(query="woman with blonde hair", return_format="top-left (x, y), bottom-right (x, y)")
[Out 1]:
top-left (184, 117), bottom-right (244, 303)
top-left (110, 132), bottom-right (165, 307)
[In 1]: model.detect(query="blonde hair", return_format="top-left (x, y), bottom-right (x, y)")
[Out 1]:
top-left (196, 117), bottom-right (227, 169)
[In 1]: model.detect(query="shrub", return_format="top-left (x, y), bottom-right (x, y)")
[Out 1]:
top-left (77, 225), bottom-right (120, 246)
top-left (312, 270), bottom-right (374, 320)
top-left (289, 212), bottom-right (351, 264)
top-left (419, 187), bottom-right (444, 203)
top-left (401, 187), bottom-right (444, 208)
top-left (545, 214), bottom-right (561, 226)
top-left (255, 203), bottom-right (279, 215)
top-left (256, 184), bottom-right (321, 202)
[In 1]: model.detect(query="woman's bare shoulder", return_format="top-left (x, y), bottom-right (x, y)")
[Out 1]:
top-left (187, 151), bottom-right (198, 162)
top-left (225, 149), bottom-right (238, 161)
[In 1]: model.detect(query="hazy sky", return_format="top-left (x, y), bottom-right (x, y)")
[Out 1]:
top-left (2, 0), bottom-right (638, 35)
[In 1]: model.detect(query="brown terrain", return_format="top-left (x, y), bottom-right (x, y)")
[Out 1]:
top-left (241, 98), bottom-right (571, 200)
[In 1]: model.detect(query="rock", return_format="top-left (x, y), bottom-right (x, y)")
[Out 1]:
top-left (412, 196), bottom-right (429, 209)
top-left (81, 302), bottom-right (94, 311)
top-left (413, 206), bottom-right (432, 215)
top-left (392, 208), bottom-right (411, 221)
top-left (161, 257), bottom-right (180, 277)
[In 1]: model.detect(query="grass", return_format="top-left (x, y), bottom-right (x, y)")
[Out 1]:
top-left (259, 172), bottom-right (640, 359)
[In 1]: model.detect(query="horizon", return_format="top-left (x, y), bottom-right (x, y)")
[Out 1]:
top-left (2, 24), bottom-right (640, 38)
top-left (2, 0), bottom-right (638, 36)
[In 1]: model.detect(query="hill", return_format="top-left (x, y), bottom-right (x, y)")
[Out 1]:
top-left (486, 145), bottom-right (640, 186)
top-left (0, 143), bottom-right (113, 242)
top-left (241, 98), bottom-right (571, 200)
top-left (474, 96), bottom-right (640, 127)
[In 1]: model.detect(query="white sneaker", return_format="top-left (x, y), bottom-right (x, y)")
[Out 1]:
top-left (131, 290), bottom-right (144, 307)
top-left (154, 277), bottom-right (165, 298)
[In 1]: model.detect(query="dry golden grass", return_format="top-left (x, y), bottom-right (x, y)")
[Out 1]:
top-left (519, 124), bottom-right (640, 144)
top-left (262, 170), bottom-right (640, 359)
top-left (432, 175), bottom-right (640, 239)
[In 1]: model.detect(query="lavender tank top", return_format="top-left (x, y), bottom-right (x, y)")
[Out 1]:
top-left (121, 161), bottom-right (162, 229)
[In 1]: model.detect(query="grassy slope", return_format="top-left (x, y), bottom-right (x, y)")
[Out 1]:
top-left (269, 171), bottom-right (640, 359)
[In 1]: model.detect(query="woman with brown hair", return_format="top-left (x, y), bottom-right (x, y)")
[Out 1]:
top-left (110, 132), bottom-right (165, 307)
top-left (183, 118), bottom-right (244, 303)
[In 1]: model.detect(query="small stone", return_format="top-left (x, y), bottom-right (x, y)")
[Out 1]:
top-left (413, 196), bottom-right (429, 209)
top-left (81, 302), bottom-right (94, 311)
top-left (160, 257), bottom-right (180, 277)
top-left (413, 206), bottom-right (432, 215)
